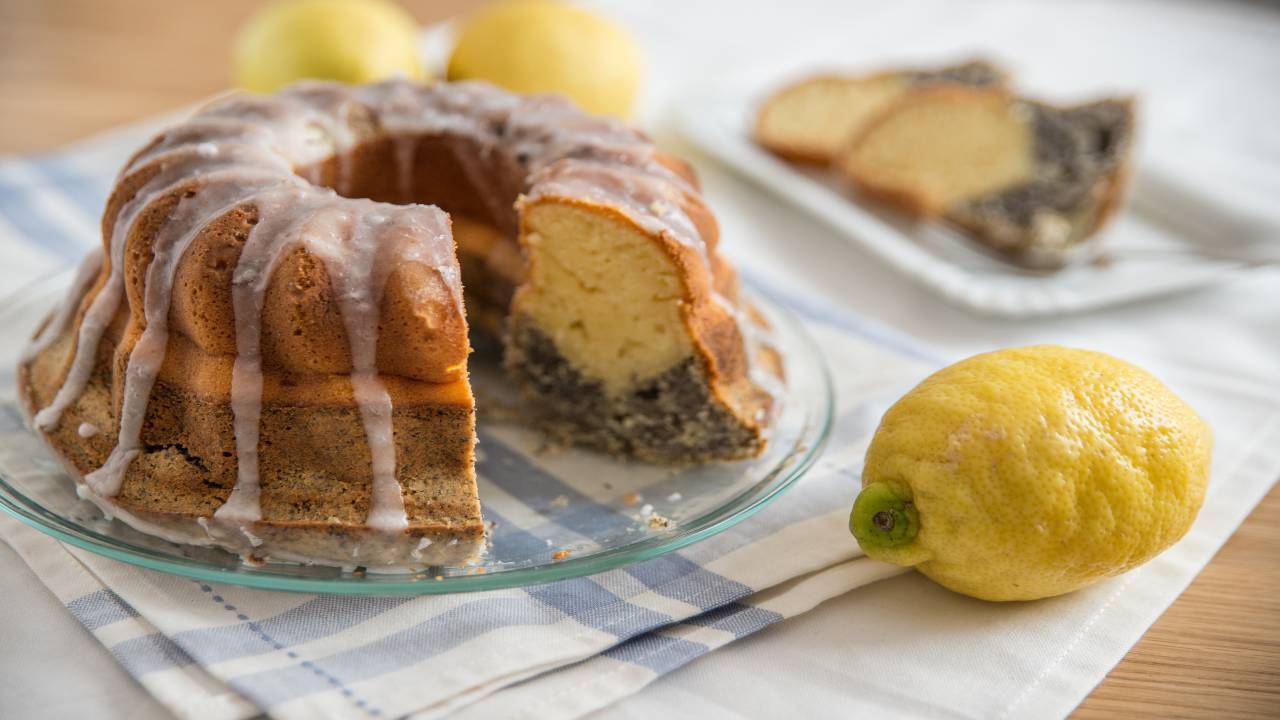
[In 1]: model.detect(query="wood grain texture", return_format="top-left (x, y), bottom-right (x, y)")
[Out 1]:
top-left (1074, 481), bottom-right (1280, 720)
top-left (0, 1), bottom-right (1276, 718)
top-left (0, 0), bottom-right (484, 153)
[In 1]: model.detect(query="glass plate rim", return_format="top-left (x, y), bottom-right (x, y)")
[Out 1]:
top-left (0, 269), bottom-right (834, 595)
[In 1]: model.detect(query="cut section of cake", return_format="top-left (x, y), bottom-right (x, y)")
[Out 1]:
top-left (754, 60), bottom-right (1007, 165)
top-left (838, 87), bottom-right (1135, 268)
top-left (17, 79), bottom-right (782, 567)
top-left (509, 177), bottom-right (775, 463)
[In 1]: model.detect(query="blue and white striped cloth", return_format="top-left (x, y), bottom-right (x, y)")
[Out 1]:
top-left (0, 118), bottom-right (939, 720)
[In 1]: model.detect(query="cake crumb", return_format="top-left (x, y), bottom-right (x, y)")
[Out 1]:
top-left (552, 549), bottom-right (572, 561)
top-left (623, 492), bottom-right (642, 506)
top-left (667, 492), bottom-right (683, 502)
top-left (434, 575), bottom-right (444, 581)
top-left (548, 494), bottom-right (570, 509)
top-left (647, 513), bottom-right (672, 530)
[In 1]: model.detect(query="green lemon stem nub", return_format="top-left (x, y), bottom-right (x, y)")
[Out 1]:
top-left (850, 482), bottom-right (924, 563)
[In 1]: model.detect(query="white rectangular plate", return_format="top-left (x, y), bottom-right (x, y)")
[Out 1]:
top-left (674, 92), bottom-right (1258, 318)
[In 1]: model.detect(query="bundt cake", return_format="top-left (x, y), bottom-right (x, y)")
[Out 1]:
top-left (838, 87), bottom-right (1135, 268)
top-left (17, 79), bottom-right (782, 566)
top-left (754, 59), bottom-right (1007, 165)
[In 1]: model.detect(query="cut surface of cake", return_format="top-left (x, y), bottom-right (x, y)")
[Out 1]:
top-left (17, 80), bottom-right (781, 566)
top-left (838, 87), bottom-right (1135, 268)
top-left (754, 59), bottom-right (1007, 165)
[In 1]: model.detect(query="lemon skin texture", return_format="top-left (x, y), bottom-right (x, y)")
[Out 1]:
top-left (235, 0), bottom-right (425, 93)
top-left (447, 0), bottom-right (642, 117)
top-left (850, 345), bottom-right (1212, 602)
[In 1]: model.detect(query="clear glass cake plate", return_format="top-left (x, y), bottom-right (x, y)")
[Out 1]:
top-left (0, 268), bottom-right (833, 595)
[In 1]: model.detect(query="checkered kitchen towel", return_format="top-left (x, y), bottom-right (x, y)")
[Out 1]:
top-left (0, 119), bottom-right (941, 720)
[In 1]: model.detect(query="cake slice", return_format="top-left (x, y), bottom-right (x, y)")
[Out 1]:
top-left (506, 160), bottom-right (775, 464)
top-left (838, 87), bottom-right (1135, 268)
top-left (754, 60), bottom-right (1007, 165)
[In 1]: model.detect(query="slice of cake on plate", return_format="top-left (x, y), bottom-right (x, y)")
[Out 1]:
top-left (754, 59), bottom-right (1008, 165)
top-left (838, 86), bottom-right (1135, 268)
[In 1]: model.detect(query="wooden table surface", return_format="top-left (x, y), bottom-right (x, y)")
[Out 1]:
top-left (2, 1), bottom-right (1277, 717)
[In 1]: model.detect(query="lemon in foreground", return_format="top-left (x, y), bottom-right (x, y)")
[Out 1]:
top-left (849, 345), bottom-right (1212, 601)
top-left (234, 0), bottom-right (424, 93)
top-left (447, 0), bottom-right (642, 116)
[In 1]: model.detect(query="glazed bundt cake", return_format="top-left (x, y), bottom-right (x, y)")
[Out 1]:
top-left (838, 87), bottom-right (1135, 268)
top-left (754, 59), bottom-right (1007, 165)
top-left (17, 79), bottom-right (781, 566)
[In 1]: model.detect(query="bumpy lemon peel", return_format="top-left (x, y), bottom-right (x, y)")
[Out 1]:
top-left (848, 345), bottom-right (1211, 601)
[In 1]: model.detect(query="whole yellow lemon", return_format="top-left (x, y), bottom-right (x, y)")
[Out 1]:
top-left (234, 0), bottom-right (424, 93)
top-left (447, 0), bottom-right (642, 117)
top-left (849, 345), bottom-right (1212, 601)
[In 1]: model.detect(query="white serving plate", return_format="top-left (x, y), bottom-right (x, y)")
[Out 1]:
top-left (674, 92), bottom-right (1265, 319)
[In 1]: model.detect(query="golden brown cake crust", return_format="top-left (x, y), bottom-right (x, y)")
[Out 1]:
top-left (17, 282), bottom-right (483, 566)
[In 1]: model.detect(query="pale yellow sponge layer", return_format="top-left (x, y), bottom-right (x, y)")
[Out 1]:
top-left (517, 201), bottom-right (693, 394)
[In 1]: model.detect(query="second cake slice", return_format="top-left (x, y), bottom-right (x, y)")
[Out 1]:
top-left (839, 86), bottom-right (1135, 269)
